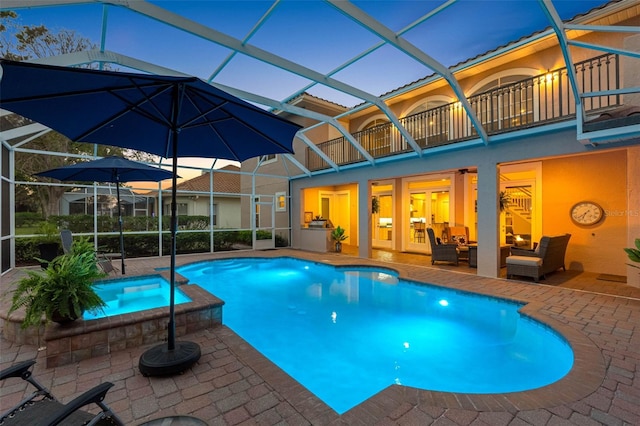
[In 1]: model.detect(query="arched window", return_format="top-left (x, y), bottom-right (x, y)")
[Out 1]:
top-left (469, 72), bottom-right (535, 133)
top-left (403, 98), bottom-right (452, 147)
top-left (360, 118), bottom-right (392, 157)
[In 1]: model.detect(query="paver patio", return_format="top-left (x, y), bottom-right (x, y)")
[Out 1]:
top-left (2, 248), bottom-right (639, 425)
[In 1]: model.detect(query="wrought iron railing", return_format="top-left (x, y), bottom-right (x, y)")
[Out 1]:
top-left (307, 53), bottom-right (620, 171)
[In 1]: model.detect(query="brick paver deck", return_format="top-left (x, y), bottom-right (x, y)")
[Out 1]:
top-left (2, 248), bottom-right (639, 425)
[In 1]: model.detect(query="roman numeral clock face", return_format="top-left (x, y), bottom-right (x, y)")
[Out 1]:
top-left (570, 201), bottom-right (604, 226)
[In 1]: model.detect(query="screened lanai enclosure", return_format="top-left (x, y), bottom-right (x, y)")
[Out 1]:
top-left (0, 138), bottom-right (294, 272)
top-left (2, 0), bottom-right (640, 279)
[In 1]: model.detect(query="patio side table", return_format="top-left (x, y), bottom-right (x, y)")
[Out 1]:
top-left (468, 244), bottom-right (478, 268)
top-left (468, 244), bottom-right (511, 268)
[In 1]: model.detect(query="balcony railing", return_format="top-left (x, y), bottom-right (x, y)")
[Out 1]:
top-left (307, 54), bottom-right (620, 171)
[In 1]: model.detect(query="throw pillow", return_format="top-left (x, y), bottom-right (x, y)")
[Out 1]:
top-left (451, 235), bottom-right (466, 245)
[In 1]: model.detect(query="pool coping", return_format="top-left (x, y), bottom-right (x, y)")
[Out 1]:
top-left (192, 253), bottom-right (608, 421)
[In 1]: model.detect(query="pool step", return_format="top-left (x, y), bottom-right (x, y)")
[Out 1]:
top-left (104, 286), bottom-right (167, 309)
top-left (198, 263), bottom-right (251, 275)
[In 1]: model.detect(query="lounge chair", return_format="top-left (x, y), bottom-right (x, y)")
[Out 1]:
top-left (0, 360), bottom-right (124, 426)
top-left (427, 227), bottom-right (460, 265)
top-left (506, 234), bottom-right (571, 282)
top-left (60, 230), bottom-right (118, 275)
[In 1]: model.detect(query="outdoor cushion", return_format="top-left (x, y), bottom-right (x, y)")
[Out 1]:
top-left (506, 255), bottom-right (543, 266)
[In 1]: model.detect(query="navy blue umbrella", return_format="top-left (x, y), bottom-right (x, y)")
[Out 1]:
top-left (35, 156), bottom-right (175, 275)
top-left (0, 59), bottom-right (301, 376)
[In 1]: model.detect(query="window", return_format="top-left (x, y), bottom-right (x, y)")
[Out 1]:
top-left (361, 119), bottom-right (391, 157)
top-left (470, 75), bottom-right (533, 132)
top-left (260, 154), bottom-right (277, 164)
top-left (163, 202), bottom-right (187, 216)
top-left (406, 100), bottom-right (450, 146)
top-left (275, 191), bottom-right (286, 212)
top-left (254, 197), bottom-right (260, 228)
top-left (212, 203), bottom-right (217, 226)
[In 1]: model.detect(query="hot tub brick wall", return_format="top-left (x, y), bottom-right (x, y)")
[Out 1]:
top-left (38, 284), bottom-right (224, 368)
top-left (90, 329), bottom-right (109, 346)
top-left (108, 326), bottom-right (126, 342)
top-left (2, 321), bottom-right (45, 346)
top-left (92, 342), bottom-right (110, 358)
top-left (109, 339), bottom-right (127, 353)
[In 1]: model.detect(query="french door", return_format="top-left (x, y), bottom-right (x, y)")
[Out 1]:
top-left (405, 183), bottom-right (451, 253)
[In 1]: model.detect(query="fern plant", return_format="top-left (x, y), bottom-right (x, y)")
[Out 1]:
top-left (624, 238), bottom-right (640, 269)
top-left (9, 238), bottom-right (107, 328)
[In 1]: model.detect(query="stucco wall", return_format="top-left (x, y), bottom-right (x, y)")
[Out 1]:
top-left (543, 150), bottom-right (627, 275)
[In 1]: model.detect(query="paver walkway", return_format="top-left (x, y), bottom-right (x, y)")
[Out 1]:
top-left (2, 249), bottom-right (639, 425)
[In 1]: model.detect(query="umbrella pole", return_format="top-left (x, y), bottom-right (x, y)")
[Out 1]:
top-left (138, 86), bottom-right (200, 376)
top-left (116, 176), bottom-right (126, 274)
top-left (167, 151), bottom-right (178, 350)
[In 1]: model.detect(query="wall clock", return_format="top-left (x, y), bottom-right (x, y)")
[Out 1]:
top-left (570, 201), bottom-right (604, 226)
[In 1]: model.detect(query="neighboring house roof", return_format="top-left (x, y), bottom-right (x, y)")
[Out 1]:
top-left (146, 164), bottom-right (241, 195)
top-left (176, 164), bottom-right (240, 193)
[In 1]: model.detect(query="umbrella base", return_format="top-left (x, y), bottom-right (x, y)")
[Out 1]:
top-left (139, 341), bottom-right (201, 377)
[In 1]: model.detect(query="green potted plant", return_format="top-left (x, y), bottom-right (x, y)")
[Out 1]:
top-left (499, 191), bottom-right (510, 212)
top-left (624, 238), bottom-right (640, 269)
top-left (331, 226), bottom-right (348, 253)
top-left (372, 196), bottom-right (379, 215)
top-left (35, 221), bottom-right (61, 268)
top-left (9, 238), bottom-right (107, 328)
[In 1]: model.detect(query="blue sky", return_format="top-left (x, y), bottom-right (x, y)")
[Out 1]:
top-left (7, 0), bottom-right (610, 108)
top-left (2, 0), bottom-right (611, 182)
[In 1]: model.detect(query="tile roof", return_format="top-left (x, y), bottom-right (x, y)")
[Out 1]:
top-left (171, 164), bottom-right (240, 194)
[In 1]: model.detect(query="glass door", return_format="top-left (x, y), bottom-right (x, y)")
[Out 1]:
top-left (372, 182), bottom-right (394, 249)
top-left (406, 186), bottom-right (450, 253)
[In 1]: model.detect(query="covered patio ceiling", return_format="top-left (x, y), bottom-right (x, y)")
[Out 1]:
top-left (1, 0), bottom-right (637, 177)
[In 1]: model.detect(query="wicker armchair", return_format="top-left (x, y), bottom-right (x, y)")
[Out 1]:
top-left (427, 227), bottom-right (460, 265)
top-left (506, 234), bottom-right (571, 282)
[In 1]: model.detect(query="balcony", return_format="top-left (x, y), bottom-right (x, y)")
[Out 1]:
top-left (307, 53), bottom-right (620, 171)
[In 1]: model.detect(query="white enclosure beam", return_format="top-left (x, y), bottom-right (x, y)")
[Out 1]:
top-left (327, 0), bottom-right (489, 146)
top-left (568, 40), bottom-right (640, 60)
top-left (101, 0), bottom-right (400, 160)
top-left (538, 0), bottom-right (582, 111)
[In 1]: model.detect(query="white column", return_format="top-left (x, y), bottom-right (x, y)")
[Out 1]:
top-left (627, 146), bottom-right (640, 287)
top-left (476, 161), bottom-right (501, 278)
top-left (358, 180), bottom-right (372, 259)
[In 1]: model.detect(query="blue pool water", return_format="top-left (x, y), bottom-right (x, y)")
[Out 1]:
top-left (84, 275), bottom-right (191, 320)
top-left (177, 257), bottom-right (574, 414)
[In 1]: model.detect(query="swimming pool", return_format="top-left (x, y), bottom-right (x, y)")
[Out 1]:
top-left (177, 257), bottom-right (574, 414)
top-left (85, 275), bottom-right (191, 320)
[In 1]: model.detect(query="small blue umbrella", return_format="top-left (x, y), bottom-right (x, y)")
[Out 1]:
top-left (35, 156), bottom-right (175, 275)
top-left (0, 59), bottom-right (301, 377)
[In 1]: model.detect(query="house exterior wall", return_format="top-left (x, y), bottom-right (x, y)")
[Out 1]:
top-left (248, 3), bottom-right (639, 281)
top-left (542, 150), bottom-right (627, 274)
top-left (343, 13), bottom-right (640, 133)
top-left (290, 127), bottom-right (636, 277)
top-left (164, 195), bottom-right (241, 229)
top-left (216, 197), bottom-right (241, 229)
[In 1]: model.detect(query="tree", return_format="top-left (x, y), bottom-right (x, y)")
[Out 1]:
top-left (1, 11), bottom-right (157, 218)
